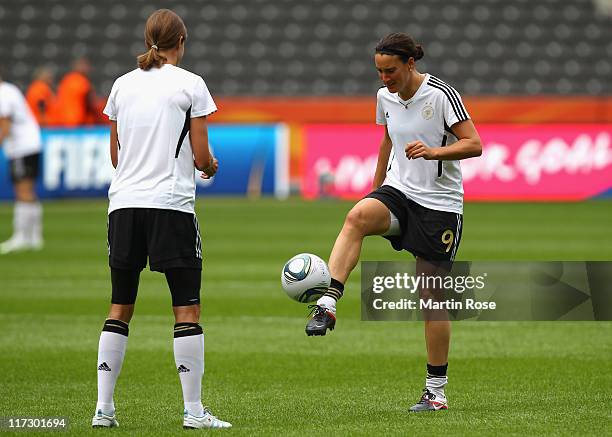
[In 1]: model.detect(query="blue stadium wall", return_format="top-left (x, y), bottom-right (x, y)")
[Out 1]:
top-left (0, 125), bottom-right (290, 200)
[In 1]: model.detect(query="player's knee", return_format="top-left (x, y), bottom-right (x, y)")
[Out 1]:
top-left (173, 304), bottom-right (200, 323)
top-left (419, 287), bottom-right (434, 301)
top-left (108, 304), bottom-right (134, 323)
top-left (14, 181), bottom-right (36, 201)
top-left (344, 208), bottom-right (369, 235)
top-left (419, 287), bottom-right (445, 302)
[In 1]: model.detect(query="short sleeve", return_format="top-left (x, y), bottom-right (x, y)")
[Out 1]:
top-left (190, 76), bottom-right (217, 118)
top-left (439, 84), bottom-right (470, 128)
top-left (0, 88), bottom-right (14, 118)
top-left (375, 90), bottom-right (386, 125)
top-left (103, 80), bottom-right (118, 121)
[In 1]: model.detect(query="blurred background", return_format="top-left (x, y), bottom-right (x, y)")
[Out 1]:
top-left (0, 0), bottom-right (611, 200)
top-left (2, 0), bottom-right (612, 95)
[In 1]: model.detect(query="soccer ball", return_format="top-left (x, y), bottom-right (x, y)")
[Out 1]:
top-left (281, 253), bottom-right (331, 303)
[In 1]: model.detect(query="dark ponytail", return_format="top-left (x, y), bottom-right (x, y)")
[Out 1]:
top-left (414, 44), bottom-right (424, 61)
top-left (375, 32), bottom-right (425, 63)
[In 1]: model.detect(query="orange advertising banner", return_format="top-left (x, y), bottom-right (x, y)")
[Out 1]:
top-left (213, 96), bottom-right (612, 124)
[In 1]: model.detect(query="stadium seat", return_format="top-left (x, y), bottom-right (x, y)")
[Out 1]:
top-left (1, 0), bottom-right (609, 96)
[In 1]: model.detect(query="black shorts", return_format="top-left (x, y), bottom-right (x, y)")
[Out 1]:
top-left (10, 153), bottom-right (41, 182)
top-left (107, 208), bottom-right (202, 272)
top-left (365, 185), bottom-right (463, 261)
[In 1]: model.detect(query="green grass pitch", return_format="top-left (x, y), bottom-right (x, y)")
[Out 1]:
top-left (0, 198), bottom-right (611, 436)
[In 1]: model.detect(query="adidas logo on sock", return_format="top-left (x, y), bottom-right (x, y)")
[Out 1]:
top-left (98, 362), bottom-right (111, 371)
top-left (177, 365), bottom-right (190, 373)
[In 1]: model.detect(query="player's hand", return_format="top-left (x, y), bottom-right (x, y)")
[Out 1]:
top-left (201, 157), bottom-right (218, 179)
top-left (405, 141), bottom-right (437, 160)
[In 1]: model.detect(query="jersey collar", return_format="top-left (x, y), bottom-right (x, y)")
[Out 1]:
top-left (396, 73), bottom-right (429, 108)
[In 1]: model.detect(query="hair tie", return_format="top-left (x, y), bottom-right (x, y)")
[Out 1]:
top-left (151, 44), bottom-right (158, 50)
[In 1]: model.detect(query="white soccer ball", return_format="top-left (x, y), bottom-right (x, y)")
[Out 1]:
top-left (281, 253), bottom-right (331, 303)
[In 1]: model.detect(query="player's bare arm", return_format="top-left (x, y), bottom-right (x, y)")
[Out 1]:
top-left (405, 119), bottom-right (482, 160)
top-left (372, 125), bottom-right (393, 189)
top-left (190, 115), bottom-right (217, 177)
top-left (109, 121), bottom-right (118, 168)
top-left (0, 117), bottom-right (11, 145)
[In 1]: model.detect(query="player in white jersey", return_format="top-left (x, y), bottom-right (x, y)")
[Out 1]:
top-left (305, 33), bottom-right (482, 412)
top-left (0, 77), bottom-right (44, 254)
top-left (92, 9), bottom-right (231, 430)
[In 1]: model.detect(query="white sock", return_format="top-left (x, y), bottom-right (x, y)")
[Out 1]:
top-left (25, 201), bottom-right (42, 244)
top-left (18, 201), bottom-right (42, 244)
top-left (12, 201), bottom-right (29, 240)
top-left (426, 375), bottom-right (448, 399)
top-left (96, 322), bottom-right (129, 414)
top-left (316, 296), bottom-right (337, 312)
top-left (174, 324), bottom-right (205, 417)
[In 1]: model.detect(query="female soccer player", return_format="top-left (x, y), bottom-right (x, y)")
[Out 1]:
top-left (92, 9), bottom-right (231, 429)
top-left (305, 32), bottom-right (482, 412)
top-left (0, 76), bottom-right (44, 254)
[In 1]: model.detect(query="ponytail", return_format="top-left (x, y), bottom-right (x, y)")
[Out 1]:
top-left (375, 33), bottom-right (425, 64)
top-left (414, 44), bottom-right (425, 61)
top-left (137, 46), bottom-right (167, 71)
top-left (136, 9), bottom-right (187, 71)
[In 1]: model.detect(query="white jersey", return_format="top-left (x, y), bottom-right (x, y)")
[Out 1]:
top-left (104, 64), bottom-right (217, 214)
top-left (0, 82), bottom-right (42, 159)
top-left (376, 74), bottom-right (470, 214)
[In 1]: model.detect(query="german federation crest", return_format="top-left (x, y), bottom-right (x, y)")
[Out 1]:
top-left (422, 104), bottom-right (434, 120)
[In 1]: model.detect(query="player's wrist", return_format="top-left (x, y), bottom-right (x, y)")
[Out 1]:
top-left (203, 156), bottom-right (215, 173)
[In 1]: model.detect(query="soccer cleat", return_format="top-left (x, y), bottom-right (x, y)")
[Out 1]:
top-left (409, 388), bottom-right (448, 412)
top-left (91, 410), bottom-right (119, 428)
top-left (305, 305), bottom-right (336, 336)
top-left (183, 407), bottom-right (232, 429)
top-left (0, 236), bottom-right (30, 254)
top-left (0, 235), bottom-right (43, 254)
